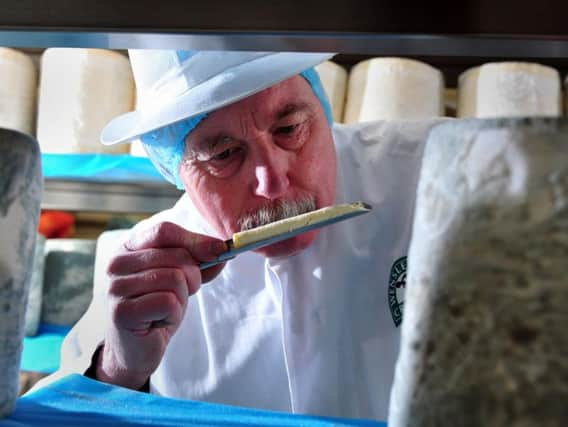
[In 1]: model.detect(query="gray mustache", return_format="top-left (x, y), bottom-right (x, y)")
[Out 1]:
top-left (238, 195), bottom-right (316, 231)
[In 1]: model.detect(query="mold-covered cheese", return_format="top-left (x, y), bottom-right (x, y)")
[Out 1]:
top-left (0, 129), bottom-right (42, 417)
top-left (457, 62), bottom-right (561, 118)
top-left (389, 118), bottom-right (568, 427)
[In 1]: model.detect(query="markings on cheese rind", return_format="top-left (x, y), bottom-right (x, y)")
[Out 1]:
top-left (232, 202), bottom-right (371, 249)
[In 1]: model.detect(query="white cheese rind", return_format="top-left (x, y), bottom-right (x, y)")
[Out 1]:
top-left (37, 48), bottom-right (135, 154)
top-left (0, 48), bottom-right (37, 135)
top-left (344, 57), bottom-right (444, 124)
top-left (315, 61), bottom-right (348, 122)
top-left (457, 62), bottom-right (561, 118)
top-left (129, 139), bottom-right (149, 157)
top-left (232, 202), bottom-right (369, 249)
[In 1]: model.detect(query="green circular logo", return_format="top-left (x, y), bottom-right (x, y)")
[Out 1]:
top-left (388, 256), bottom-right (406, 327)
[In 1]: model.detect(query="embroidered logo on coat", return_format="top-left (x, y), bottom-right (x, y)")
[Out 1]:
top-left (388, 256), bottom-right (406, 327)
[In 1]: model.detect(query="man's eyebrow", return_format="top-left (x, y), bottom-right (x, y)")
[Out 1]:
top-left (275, 102), bottom-right (314, 120)
top-left (187, 132), bottom-right (232, 155)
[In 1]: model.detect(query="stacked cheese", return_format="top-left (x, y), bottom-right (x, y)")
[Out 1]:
top-left (344, 57), bottom-right (444, 124)
top-left (41, 239), bottom-right (96, 327)
top-left (457, 62), bottom-right (561, 118)
top-left (129, 139), bottom-right (148, 157)
top-left (314, 61), bottom-right (348, 123)
top-left (37, 48), bottom-right (135, 154)
top-left (0, 48), bottom-right (37, 135)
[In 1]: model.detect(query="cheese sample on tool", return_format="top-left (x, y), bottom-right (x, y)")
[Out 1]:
top-left (343, 57), bottom-right (444, 124)
top-left (315, 60), bottom-right (348, 122)
top-left (457, 62), bottom-right (561, 118)
top-left (37, 48), bottom-right (135, 154)
top-left (0, 48), bottom-right (37, 135)
top-left (200, 202), bottom-right (371, 269)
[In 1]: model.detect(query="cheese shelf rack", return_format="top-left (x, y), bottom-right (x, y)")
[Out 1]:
top-left (39, 154), bottom-right (182, 214)
top-left (42, 179), bottom-right (182, 214)
top-left (3, 0), bottom-right (568, 213)
top-left (2, 0), bottom-right (568, 58)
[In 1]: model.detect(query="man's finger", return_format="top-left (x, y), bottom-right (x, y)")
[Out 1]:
top-left (124, 221), bottom-right (228, 262)
top-left (108, 248), bottom-right (202, 292)
top-left (112, 291), bottom-right (185, 332)
top-left (108, 267), bottom-right (196, 304)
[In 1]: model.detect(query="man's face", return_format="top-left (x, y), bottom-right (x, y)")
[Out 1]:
top-left (179, 75), bottom-right (337, 258)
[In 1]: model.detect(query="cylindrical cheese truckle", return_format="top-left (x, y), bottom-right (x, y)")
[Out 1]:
top-left (41, 239), bottom-right (96, 327)
top-left (129, 139), bottom-right (148, 157)
top-left (315, 60), bottom-right (348, 122)
top-left (0, 129), bottom-right (42, 418)
top-left (343, 57), bottom-right (444, 124)
top-left (0, 48), bottom-right (37, 135)
top-left (457, 62), bottom-right (561, 118)
top-left (456, 66), bottom-right (480, 118)
top-left (389, 118), bottom-right (568, 427)
top-left (37, 48), bottom-right (135, 154)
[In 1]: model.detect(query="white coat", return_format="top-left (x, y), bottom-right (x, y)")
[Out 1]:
top-left (38, 119), bottom-right (444, 422)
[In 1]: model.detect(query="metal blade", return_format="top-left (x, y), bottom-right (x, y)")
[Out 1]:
top-left (199, 202), bottom-right (371, 270)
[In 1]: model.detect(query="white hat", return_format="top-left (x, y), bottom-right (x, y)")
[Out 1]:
top-left (101, 50), bottom-right (334, 145)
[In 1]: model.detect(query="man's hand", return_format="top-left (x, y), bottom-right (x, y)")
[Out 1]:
top-left (95, 221), bottom-right (227, 389)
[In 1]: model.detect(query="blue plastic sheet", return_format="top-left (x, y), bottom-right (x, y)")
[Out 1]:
top-left (2, 374), bottom-right (387, 427)
top-left (21, 324), bottom-right (71, 373)
top-left (42, 154), bottom-right (166, 183)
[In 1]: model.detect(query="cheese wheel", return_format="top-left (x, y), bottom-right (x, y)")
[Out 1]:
top-left (343, 57), bottom-right (444, 124)
top-left (314, 61), bottom-right (348, 122)
top-left (24, 234), bottom-right (46, 337)
top-left (456, 66), bottom-right (480, 118)
top-left (389, 118), bottom-right (568, 427)
top-left (457, 62), bottom-right (561, 118)
top-left (129, 138), bottom-right (148, 157)
top-left (0, 129), bottom-right (42, 417)
top-left (0, 48), bottom-right (37, 135)
top-left (37, 48), bottom-right (135, 154)
top-left (41, 239), bottom-right (96, 327)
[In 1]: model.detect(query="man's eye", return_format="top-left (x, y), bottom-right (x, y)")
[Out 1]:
top-left (276, 124), bottom-right (299, 135)
top-left (212, 148), bottom-right (237, 161)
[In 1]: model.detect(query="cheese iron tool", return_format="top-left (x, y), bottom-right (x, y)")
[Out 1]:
top-left (199, 201), bottom-right (372, 270)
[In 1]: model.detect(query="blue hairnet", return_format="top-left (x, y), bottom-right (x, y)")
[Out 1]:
top-left (140, 67), bottom-right (334, 189)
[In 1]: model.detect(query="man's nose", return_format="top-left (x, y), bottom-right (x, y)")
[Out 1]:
top-left (251, 144), bottom-right (290, 199)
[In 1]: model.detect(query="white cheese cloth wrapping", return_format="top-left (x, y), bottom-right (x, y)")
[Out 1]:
top-left (389, 118), bottom-right (568, 427)
top-left (0, 48), bottom-right (37, 135)
top-left (0, 129), bottom-right (42, 417)
top-left (457, 63), bottom-right (561, 118)
top-left (37, 48), bottom-right (135, 154)
top-left (315, 61), bottom-right (348, 122)
top-left (34, 119), bottom-right (450, 421)
top-left (344, 58), bottom-right (444, 124)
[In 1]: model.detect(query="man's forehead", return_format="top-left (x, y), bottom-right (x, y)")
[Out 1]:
top-left (198, 83), bottom-right (313, 128)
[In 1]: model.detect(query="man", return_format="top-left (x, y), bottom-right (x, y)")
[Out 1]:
top-left (42, 50), bottom-right (442, 422)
